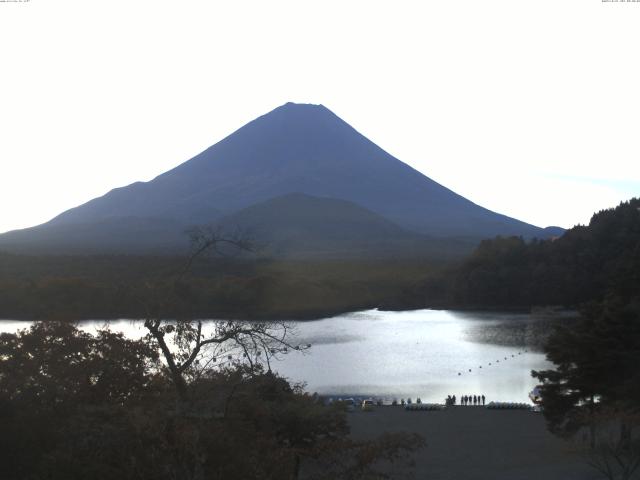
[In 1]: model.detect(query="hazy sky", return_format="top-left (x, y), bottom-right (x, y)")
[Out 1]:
top-left (1, 0), bottom-right (639, 234)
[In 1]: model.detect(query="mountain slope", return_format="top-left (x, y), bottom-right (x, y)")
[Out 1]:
top-left (218, 193), bottom-right (476, 259)
top-left (0, 217), bottom-right (186, 255)
top-left (0, 102), bottom-right (559, 255)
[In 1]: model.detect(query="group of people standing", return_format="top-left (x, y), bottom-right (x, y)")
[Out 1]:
top-left (445, 394), bottom-right (486, 406)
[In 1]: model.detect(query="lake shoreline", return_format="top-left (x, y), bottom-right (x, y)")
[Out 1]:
top-left (0, 305), bottom-right (579, 323)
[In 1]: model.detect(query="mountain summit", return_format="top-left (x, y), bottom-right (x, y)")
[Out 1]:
top-left (0, 102), bottom-right (557, 255)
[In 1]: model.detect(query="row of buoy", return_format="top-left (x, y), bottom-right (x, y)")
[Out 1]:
top-left (457, 349), bottom-right (528, 376)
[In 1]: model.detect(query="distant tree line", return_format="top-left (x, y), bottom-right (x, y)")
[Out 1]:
top-left (399, 198), bottom-right (640, 310)
top-left (0, 251), bottom-right (447, 321)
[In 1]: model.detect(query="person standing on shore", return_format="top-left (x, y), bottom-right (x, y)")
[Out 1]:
top-left (452, 394), bottom-right (456, 405)
top-left (482, 394), bottom-right (485, 405)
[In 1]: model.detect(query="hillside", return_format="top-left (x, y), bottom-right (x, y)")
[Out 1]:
top-left (219, 193), bottom-right (476, 259)
top-left (399, 198), bottom-right (640, 309)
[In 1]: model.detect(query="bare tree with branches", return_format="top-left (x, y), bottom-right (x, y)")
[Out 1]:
top-left (141, 226), bottom-right (309, 403)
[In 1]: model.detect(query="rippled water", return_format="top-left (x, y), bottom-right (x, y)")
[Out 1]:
top-left (0, 309), bottom-right (557, 403)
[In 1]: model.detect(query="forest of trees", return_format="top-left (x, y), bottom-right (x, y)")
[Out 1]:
top-left (402, 198), bottom-right (640, 310)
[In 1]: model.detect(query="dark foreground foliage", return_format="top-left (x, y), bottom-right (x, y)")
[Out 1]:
top-left (533, 298), bottom-right (640, 437)
top-left (0, 323), bottom-right (423, 480)
top-left (531, 296), bottom-right (640, 480)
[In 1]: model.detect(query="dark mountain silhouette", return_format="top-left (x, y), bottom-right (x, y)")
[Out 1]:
top-left (0, 102), bottom-right (561, 255)
top-left (218, 193), bottom-right (477, 259)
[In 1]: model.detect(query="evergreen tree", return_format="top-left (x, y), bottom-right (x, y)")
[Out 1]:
top-left (532, 297), bottom-right (640, 439)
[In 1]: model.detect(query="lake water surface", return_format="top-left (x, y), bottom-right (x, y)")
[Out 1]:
top-left (0, 309), bottom-right (555, 404)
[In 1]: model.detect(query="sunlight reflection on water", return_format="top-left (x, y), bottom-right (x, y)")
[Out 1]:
top-left (0, 309), bottom-right (555, 403)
